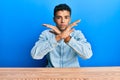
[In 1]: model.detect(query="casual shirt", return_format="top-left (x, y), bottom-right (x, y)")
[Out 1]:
top-left (31, 29), bottom-right (92, 67)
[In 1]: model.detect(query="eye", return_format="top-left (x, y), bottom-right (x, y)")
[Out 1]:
top-left (55, 16), bottom-right (61, 19)
top-left (65, 16), bottom-right (70, 19)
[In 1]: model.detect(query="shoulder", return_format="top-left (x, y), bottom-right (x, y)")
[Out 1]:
top-left (39, 29), bottom-right (52, 36)
top-left (72, 30), bottom-right (84, 36)
top-left (71, 29), bottom-right (86, 39)
top-left (41, 29), bottom-right (50, 34)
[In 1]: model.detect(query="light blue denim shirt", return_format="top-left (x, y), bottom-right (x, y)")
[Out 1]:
top-left (31, 29), bottom-right (92, 67)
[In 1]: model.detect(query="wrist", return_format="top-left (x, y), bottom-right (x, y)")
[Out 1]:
top-left (55, 34), bottom-right (62, 41)
top-left (64, 36), bottom-right (71, 43)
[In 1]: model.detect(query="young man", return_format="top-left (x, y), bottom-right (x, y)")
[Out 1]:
top-left (31, 4), bottom-right (93, 67)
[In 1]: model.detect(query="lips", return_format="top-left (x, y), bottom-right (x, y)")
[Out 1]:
top-left (60, 24), bottom-right (66, 27)
top-left (60, 25), bottom-right (66, 28)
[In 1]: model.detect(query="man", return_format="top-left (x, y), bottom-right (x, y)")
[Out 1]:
top-left (31, 4), bottom-right (92, 67)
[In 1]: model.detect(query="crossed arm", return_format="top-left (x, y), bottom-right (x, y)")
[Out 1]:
top-left (31, 19), bottom-right (92, 59)
top-left (42, 20), bottom-right (80, 43)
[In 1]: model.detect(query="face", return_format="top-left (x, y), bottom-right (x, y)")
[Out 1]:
top-left (54, 10), bottom-right (71, 31)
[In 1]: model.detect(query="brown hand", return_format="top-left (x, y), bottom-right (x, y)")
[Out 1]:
top-left (62, 19), bottom-right (81, 42)
top-left (42, 24), bottom-right (61, 35)
top-left (67, 19), bottom-right (81, 31)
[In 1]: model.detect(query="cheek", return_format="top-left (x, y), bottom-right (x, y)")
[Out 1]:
top-left (55, 20), bottom-right (61, 24)
top-left (67, 18), bottom-right (71, 22)
top-left (66, 20), bottom-right (70, 24)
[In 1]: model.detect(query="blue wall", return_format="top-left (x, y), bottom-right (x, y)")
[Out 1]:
top-left (0, 0), bottom-right (120, 67)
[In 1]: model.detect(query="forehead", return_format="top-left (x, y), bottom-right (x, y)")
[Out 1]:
top-left (55, 10), bottom-right (70, 16)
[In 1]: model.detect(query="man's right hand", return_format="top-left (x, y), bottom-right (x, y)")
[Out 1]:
top-left (42, 24), bottom-right (61, 35)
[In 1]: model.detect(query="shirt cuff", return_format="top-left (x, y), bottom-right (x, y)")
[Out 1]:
top-left (67, 37), bottom-right (76, 47)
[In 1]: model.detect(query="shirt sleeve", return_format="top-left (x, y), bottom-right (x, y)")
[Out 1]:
top-left (31, 30), bottom-right (58, 59)
top-left (67, 30), bottom-right (93, 59)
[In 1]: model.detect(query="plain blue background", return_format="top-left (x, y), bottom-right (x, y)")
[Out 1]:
top-left (0, 0), bottom-right (120, 67)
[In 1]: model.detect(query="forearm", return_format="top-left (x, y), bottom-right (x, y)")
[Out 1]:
top-left (31, 37), bottom-right (58, 59)
top-left (67, 37), bottom-right (93, 59)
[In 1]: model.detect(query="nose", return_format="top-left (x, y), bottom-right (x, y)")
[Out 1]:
top-left (61, 18), bottom-right (65, 23)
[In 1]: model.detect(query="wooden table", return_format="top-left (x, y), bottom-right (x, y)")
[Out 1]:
top-left (0, 67), bottom-right (120, 80)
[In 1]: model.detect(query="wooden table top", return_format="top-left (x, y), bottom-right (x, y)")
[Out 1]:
top-left (0, 67), bottom-right (120, 80)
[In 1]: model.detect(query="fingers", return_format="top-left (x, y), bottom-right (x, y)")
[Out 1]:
top-left (72, 19), bottom-right (81, 26)
top-left (43, 24), bottom-right (61, 35)
top-left (68, 19), bottom-right (81, 28)
top-left (42, 24), bottom-right (54, 28)
top-left (74, 19), bottom-right (81, 25)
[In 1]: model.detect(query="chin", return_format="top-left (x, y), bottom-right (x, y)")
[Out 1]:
top-left (57, 25), bottom-right (67, 31)
top-left (60, 28), bottom-right (66, 31)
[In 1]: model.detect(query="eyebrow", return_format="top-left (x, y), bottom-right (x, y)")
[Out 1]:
top-left (55, 15), bottom-right (70, 17)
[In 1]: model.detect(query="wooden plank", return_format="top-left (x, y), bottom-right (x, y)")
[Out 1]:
top-left (0, 67), bottom-right (120, 80)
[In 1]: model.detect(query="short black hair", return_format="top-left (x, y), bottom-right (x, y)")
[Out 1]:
top-left (54, 4), bottom-right (71, 16)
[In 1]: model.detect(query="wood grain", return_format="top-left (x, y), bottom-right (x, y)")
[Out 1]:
top-left (0, 67), bottom-right (120, 80)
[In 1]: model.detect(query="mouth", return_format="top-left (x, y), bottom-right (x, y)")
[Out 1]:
top-left (60, 24), bottom-right (68, 27)
top-left (60, 24), bottom-right (66, 27)
top-left (57, 24), bottom-right (68, 31)
top-left (60, 25), bottom-right (66, 28)
top-left (58, 26), bottom-right (66, 31)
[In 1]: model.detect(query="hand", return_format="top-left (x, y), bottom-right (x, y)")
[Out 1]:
top-left (61, 19), bottom-right (81, 42)
top-left (67, 19), bottom-right (81, 31)
top-left (42, 24), bottom-right (61, 35)
top-left (60, 19), bottom-right (81, 39)
top-left (55, 29), bottom-right (74, 42)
